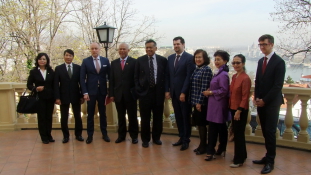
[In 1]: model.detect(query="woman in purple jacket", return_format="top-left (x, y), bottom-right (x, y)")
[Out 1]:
top-left (203, 50), bottom-right (230, 161)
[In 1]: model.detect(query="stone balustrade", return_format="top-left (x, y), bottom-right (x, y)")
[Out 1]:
top-left (0, 82), bottom-right (310, 150)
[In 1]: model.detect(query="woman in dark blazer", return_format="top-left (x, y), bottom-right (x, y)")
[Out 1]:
top-left (189, 49), bottom-right (213, 155)
top-left (27, 53), bottom-right (55, 144)
top-left (229, 54), bottom-right (251, 167)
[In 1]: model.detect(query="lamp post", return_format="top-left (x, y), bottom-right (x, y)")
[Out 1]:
top-left (94, 22), bottom-right (117, 57)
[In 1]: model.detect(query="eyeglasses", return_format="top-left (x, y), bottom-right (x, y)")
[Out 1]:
top-left (258, 43), bottom-right (270, 47)
top-left (231, 62), bottom-right (242, 65)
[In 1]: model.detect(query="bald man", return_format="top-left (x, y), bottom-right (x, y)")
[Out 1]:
top-left (80, 43), bottom-right (111, 144)
top-left (109, 43), bottom-right (139, 144)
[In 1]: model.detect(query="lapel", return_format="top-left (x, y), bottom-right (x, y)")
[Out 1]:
top-left (174, 52), bottom-right (185, 73)
top-left (155, 55), bottom-right (162, 83)
top-left (61, 64), bottom-right (71, 79)
top-left (88, 56), bottom-right (99, 73)
top-left (36, 68), bottom-right (46, 81)
top-left (261, 53), bottom-right (276, 78)
top-left (123, 57), bottom-right (132, 72)
top-left (143, 55), bottom-right (150, 80)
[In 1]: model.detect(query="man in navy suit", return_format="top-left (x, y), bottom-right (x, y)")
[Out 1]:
top-left (165, 36), bottom-right (195, 151)
top-left (253, 34), bottom-right (285, 174)
top-left (54, 49), bottom-right (84, 143)
top-left (109, 43), bottom-right (139, 144)
top-left (80, 43), bottom-right (111, 144)
top-left (134, 39), bottom-right (167, 148)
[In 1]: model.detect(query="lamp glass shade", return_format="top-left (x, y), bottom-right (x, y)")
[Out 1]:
top-left (108, 28), bottom-right (115, 43)
top-left (98, 29), bottom-right (108, 42)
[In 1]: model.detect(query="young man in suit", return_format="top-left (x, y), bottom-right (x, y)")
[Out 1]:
top-left (253, 34), bottom-right (286, 174)
top-left (134, 39), bottom-right (167, 148)
top-left (109, 43), bottom-right (139, 144)
top-left (80, 43), bottom-right (111, 144)
top-left (165, 36), bottom-right (195, 151)
top-left (54, 49), bottom-right (84, 143)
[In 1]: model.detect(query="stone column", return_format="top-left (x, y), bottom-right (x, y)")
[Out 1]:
top-left (163, 99), bottom-right (172, 128)
top-left (0, 83), bottom-right (16, 131)
top-left (282, 94), bottom-right (295, 140)
top-left (297, 95), bottom-right (310, 143)
top-left (255, 114), bottom-right (262, 136)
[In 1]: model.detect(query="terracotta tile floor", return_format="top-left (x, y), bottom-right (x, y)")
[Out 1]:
top-left (1, 130), bottom-right (311, 175)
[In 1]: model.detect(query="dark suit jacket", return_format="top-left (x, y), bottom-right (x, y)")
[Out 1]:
top-left (27, 68), bottom-right (54, 100)
top-left (109, 56), bottom-right (136, 102)
top-left (80, 56), bottom-right (110, 96)
top-left (165, 52), bottom-right (195, 97)
top-left (134, 54), bottom-right (167, 105)
top-left (54, 63), bottom-right (82, 104)
top-left (255, 53), bottom-right (286, 106)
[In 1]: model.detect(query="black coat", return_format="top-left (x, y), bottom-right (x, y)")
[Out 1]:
top-left (27, 68), bottom-right (54, 100)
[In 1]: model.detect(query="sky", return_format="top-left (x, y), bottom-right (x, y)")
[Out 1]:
top-left (132, 0), bottom-right (280, 48)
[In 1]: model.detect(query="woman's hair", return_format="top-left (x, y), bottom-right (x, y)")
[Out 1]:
top-left (214, 50), bottom-right (230, 72)
top-left (193, 49), bottom-right (210, 65)
top-left (35, 53), bottom-right (52, 70)
top-left (233, 54), bottom-right (246, 71)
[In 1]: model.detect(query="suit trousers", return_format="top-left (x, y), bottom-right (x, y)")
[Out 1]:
top-left (115, 95), bottom-right (138, 139)
top-left (231, 109), bottom-right (248, 164)
top-left (139, 87), bottom-right (164, 143)
top-left (36, 98), bottom-right (54, 141)
top-left (207, 122), bottom-right (228, 155)
top-left (172, 93), bottom-right (191, 143)
top-left (87, 87), bottom-right (107, 137)
top-left (60, 103), bottom-right (83, 138)
top-left (257, 104), bottom-right (280, 164)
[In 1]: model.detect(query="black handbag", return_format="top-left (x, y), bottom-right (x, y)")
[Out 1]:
top-left (16, 88), bottom-right (39, 114)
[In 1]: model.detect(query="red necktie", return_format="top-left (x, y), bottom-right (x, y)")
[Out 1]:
top-left (262, 57), bottom-right (267, 73)
top-left (121, 59), bottom-right (125, 70)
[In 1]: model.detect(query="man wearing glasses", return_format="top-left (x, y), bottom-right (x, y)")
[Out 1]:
top-left (253, 34), bottom-right (286, 174)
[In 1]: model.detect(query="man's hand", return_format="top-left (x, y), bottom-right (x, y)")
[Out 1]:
top-left (36, 86), bottom-right (44, 92)
top-left (80, 98), bottom-right (85, 104)
top-left (256, 98), bottom-right (265, 107)
top-left (180, 93), bottom-right (185, 102)
top-left (165, 92), bottom-right (171, 99)
top-left (234, 110), bottom-right (241, 120)
top-left (84, 94), bottom-right (90, 101)
top-left (110, 97), bottom-right (115, 102)
top-left (55, 99), bottom-right (61, 105)
top-left (196, 104), bottom-right (201, 112)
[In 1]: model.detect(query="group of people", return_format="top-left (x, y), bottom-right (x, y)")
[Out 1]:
top-left (27, 34), bottom-right (285, 174)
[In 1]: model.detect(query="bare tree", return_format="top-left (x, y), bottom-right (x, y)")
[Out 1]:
top-left (271, 0), bottom-right (311, 61)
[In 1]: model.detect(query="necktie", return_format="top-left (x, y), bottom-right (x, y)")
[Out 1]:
top-left (262, 57), bottom-right (268, 74)
top-left (174, 55), bottom-right (181, 70)
top-left (68, 65), bottom-right (72, 78)
top-left (149, 57), bottom-right (155, 87)
top-left (121, 59), bottom-right (125, 70)
top-left (95, 58), bottom-right (100, 73)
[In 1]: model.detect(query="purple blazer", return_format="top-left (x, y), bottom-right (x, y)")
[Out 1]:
top-left (206, 65), bottom-right (230, 123)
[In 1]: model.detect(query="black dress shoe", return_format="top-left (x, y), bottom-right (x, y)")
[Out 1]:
top-left (261, 163), bottom-right (274, 174)
top-left (62, 138), bottom-right (69, 143)
top-left (42, 140), bottom-right (49, 144)
top-left (115, 138), bottom-right (125, 143)
top-left (196, 150), bottom-right (206, 155)
top-left (253, 158), bottom-right (266, 164)
top-left (153, 140), bottom-right (162, 145)
top-left (132, 138), bottom-right (138, 144)
top-left (172, 139), bottom-right (182, 146)
top-left (86, 137), bottom-right (93, 144)
top-left (102, 135), bottom-right (110, 142)
top-left (49, 138), bottom-right (55, 142)
top-left (142, 142), bottom-right (149, 148)
top-left (180, 143), bottom-right (189, 151)
top-left (76, 136), bottom-right (84, 141)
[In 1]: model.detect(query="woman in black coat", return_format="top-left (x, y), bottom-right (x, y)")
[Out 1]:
top-left (27, 53), bottom-right (55, 144)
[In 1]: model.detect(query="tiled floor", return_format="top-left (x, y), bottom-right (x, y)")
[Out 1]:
top-left (0, 130), bottom-right (311, 175)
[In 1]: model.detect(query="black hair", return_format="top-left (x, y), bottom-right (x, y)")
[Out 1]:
top-left (63, 49), bottom-right (74, 57)
top-left (258, 34), bottom-right (274, 44)
top-left (193, 49), bottom-right (210, 66)
top-left (145, 39), bottom-right (157, 47)
top-left (35, 53), bottom-right (52, 70)
top-left (214, 50), bottom-right (230, 72)
top-left (173, 36), bottom-right (185, 44)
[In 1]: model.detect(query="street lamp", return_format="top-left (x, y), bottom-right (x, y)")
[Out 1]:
top-left (94, 22), bottom-right (117, 57)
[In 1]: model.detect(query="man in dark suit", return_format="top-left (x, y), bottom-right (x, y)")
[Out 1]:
top-left (109, 43), bottom-right (139, 144)
top-left (253, 34), bottom-right (285, 174)
top-left (165, 36), bottom-right (195, 150)
top-left (134, 39), bottom-right (167, 148)
top-left (54, 49), bottom-right (84, 143)
top-left (80, 43), bottom-right (111, 144)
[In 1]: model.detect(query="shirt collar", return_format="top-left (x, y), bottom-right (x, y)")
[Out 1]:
top-left (266, 51), bottom-right (274, 60)
top-left (92, 56), bottom-right (100, 60)
top-left (176, 51), bottom-right (184, 57)
top-left (148, 54), bottom-right (156, 59)
top-left (120, 56), bottom-right (128, 61)
top-left (65, 63), bottom-right (73, 67)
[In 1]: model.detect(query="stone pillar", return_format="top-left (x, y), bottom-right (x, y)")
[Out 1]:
top-left (245, 109), bottom-right (252, 135)
top-left (297, 95), bottom-right (310, 143)
top-left (81, 102), bottom-right (87, 124)
top-left (106, 101), bottom-right (118, 132)
top-left (52, 104), bottom-right (59, 123)
top-left (282, 94), bottom-right (295, 140)
top-left (163, 99), bottom-right (172, 128)
top-left (0, 83), bottom-right (16, 131)
top-left (255, 114), bottom-right (262, 136)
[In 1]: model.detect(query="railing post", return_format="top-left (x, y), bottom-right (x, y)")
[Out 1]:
top-left (255, 114), bottom-right (262, 136)
top-left (297, 95), bottom-right (310, 143)
top-left (283, 94), bottom-right (295, 140)
top-left (163, 99), bottom-right (172, 128)
top-left (0, 83), bottom-right (17, 131)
